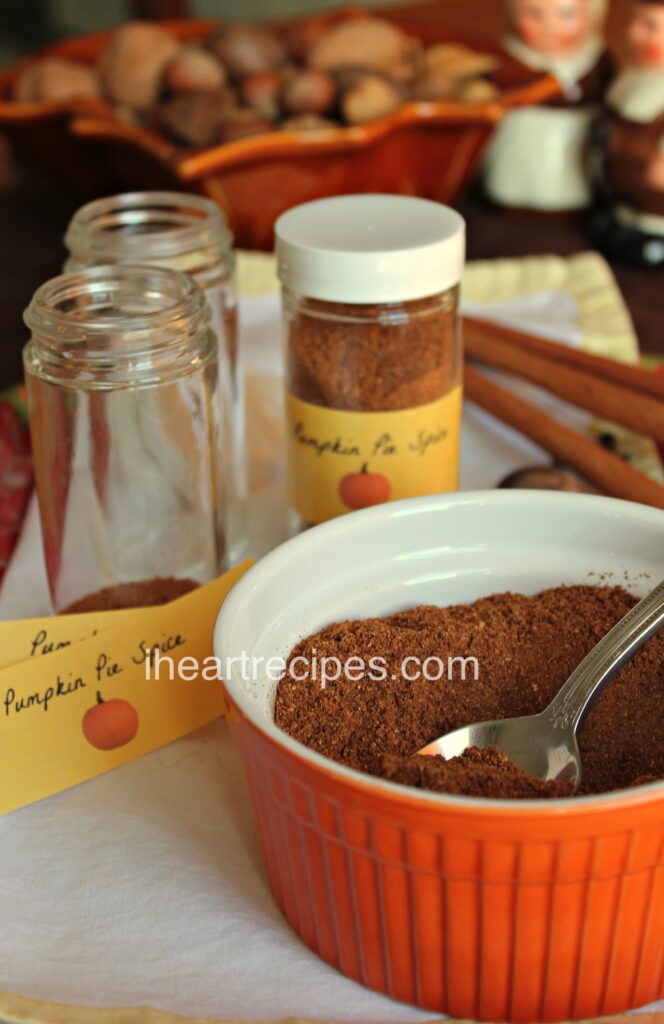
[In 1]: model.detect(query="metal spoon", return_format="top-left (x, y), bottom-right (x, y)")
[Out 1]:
top-left (418, 577), bottom-right (664, 790)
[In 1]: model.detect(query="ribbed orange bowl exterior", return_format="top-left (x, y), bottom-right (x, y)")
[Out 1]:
top-left (227, 708), bottom-right (663, 1021)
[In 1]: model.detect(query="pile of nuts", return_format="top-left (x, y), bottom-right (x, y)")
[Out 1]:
top-left (12, 16), bottom-right (502, 148)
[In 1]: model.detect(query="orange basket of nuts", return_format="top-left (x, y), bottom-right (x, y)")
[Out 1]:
top-left (0, 8), bottom-right (560, 248)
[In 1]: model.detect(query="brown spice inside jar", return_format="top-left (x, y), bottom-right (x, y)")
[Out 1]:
top-left (62, 576), bottom-right (199, 614)
top-left (274, 585), bottom-right (664, 799)
top-left (286, 292), bottom-right (460, 411)
top-left (221, 303), bottom-right (239, 373)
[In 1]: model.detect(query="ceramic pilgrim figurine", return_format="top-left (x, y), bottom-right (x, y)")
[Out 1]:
top-left (484, 0), bottom-right (613, 211)
top-left (592, 0), bottom-right (664, 266)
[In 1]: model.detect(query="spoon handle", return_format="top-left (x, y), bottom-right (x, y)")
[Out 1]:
top-left (546, 577), bottom-right (664, 733)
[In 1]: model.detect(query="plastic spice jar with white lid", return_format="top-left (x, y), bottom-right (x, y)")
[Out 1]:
top-left (275, 194), bottom-right (465, 527)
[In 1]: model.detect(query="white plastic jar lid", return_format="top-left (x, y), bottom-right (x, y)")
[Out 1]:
top-left (275, 194), bottom-right (465, 304)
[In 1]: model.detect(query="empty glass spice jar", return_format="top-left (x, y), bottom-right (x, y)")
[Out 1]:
top-left (24, 265), bottom-right (226, 613)
top-left (275, 194), bottom-right (465, 526)
top-left (64, 190), bottom-right (246, 560)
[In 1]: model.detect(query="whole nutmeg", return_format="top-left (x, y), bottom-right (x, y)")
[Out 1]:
top-left (388, 37), bottom-right (424, 84)
top-left (308, 17), bottom-right (409, 74)
top-left (411, 67), bottom-right (458, 102)
top-left (240, 71), bottom-right (282, 122)
top-left (424, 43), bottom-right (501, 80)
top-left (98, 22), bottom-right (179, 110)
top-left (221, 108), bottom-right (274, 142)
top-left (458, 78), bottom-right (500, 103)
top-left (13, 58), bottom-right (100, 103)
top-left (113, 105), bottom-right (142, 127)
top-left (163, 46), bottom-right (227, 94)
top-left (424, 43), bottom-right (471, 71)
top-left (281, 113), bottom-right (337, 131)
top-left (286, 20), bottom-right (330, 64)
top-left (499, 465), bottom-right (595, 493)
top-left (282, 69), bottom-right (336, 116)
top-left (157, 89), bottom-right (234, 147)
top-left (278, 62), bottom-right (301, 86)
top-left (341, 74), bottom-right (401, 125)
top-left (208, 24), bottom-right (286, 77)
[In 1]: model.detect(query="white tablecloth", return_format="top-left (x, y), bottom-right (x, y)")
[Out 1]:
top-left (0, 285), bottom-right (659, 1022)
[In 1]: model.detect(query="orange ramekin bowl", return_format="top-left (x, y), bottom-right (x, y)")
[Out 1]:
top-left (215, 492), bottom-right (664, 1021)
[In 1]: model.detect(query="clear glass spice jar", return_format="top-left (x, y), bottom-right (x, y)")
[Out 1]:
top-left (64, 190), bottom-right (246, 561)
top-left (275, 194), bottom-right (465, 527)
top-left (23, 265), bottom-right (226, 614)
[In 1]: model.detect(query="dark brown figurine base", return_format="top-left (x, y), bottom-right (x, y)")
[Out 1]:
top-left (591, 209), bottom-right (664, 269)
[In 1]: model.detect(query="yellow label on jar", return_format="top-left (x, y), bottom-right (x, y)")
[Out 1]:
top-left (286, 386), bottom-right (462, 524)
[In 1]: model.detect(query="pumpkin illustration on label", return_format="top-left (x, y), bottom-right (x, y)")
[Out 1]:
top-left (339, 464), bottom-right (391, 510)
top-left (82, 691), bottom-right (139, 751)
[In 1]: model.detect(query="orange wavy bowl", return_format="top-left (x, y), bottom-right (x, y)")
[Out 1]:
top-left (214, 491), bottom-right (664, 1021)
top-left (0, 11), bottom-right (560, 248)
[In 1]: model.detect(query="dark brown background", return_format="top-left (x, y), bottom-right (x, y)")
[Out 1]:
top-left (0, 0), bottom-right (659, 392)
top-left (400, 0), bottom-right (635, 60)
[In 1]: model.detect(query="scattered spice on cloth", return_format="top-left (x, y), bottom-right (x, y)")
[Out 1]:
top-left (62, 576), bottom-right (199, 614)
top-left (274, 585), bottom-right (664, 799)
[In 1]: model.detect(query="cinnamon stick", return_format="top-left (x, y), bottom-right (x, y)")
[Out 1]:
top-left (464, 315), bottom-right (664, 401)
top-left (464, 321), bottom-right (664, 445)
top-left (464, 364), bottom-right (664, 509)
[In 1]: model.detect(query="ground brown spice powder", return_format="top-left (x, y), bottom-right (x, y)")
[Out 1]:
top-left (380, 747), bottom-right (573, 799)
top-left (62, 576), bottom-right (199, 614)
top-left (274, 584), bottom-right (664, 799)
top-left (286, 294), bottom-right (460, 412)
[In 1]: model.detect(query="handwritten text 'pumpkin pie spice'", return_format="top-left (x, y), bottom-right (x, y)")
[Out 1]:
top-left (275, 195), bottom-right (465, 526)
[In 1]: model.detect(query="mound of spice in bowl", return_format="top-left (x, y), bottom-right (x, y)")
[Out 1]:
top-left (274, 583), bottom-right (664, 799)
top-left (276, 195), bottom-right (465, 527)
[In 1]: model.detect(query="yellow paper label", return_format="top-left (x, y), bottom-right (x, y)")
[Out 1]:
top-left (286, 386), bottom-right (462, 524)
top-left (0, 562), bottom-right (251, 815)
top-left (0, 607), bottom-right (137, 670)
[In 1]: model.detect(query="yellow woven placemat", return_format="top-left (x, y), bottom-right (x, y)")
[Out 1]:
top-left (238, 249), bottom-right (635, 363)
top-left (461, 251), bottom-right (663, 482)
top-left (0, 988), bottom-right (661, 1024)
top-left (237, 248), bottom-right (639, 365)
top-left (462, 252), bottom-right (637, 358)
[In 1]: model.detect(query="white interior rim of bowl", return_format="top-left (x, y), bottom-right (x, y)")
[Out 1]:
top-left (216, 491), bottom-right (664, 814)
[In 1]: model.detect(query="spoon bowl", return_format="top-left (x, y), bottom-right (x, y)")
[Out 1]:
top-left (419, 713), bottom-right (582, 788)
top-left (419, 576), bottom-right (664, 789)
